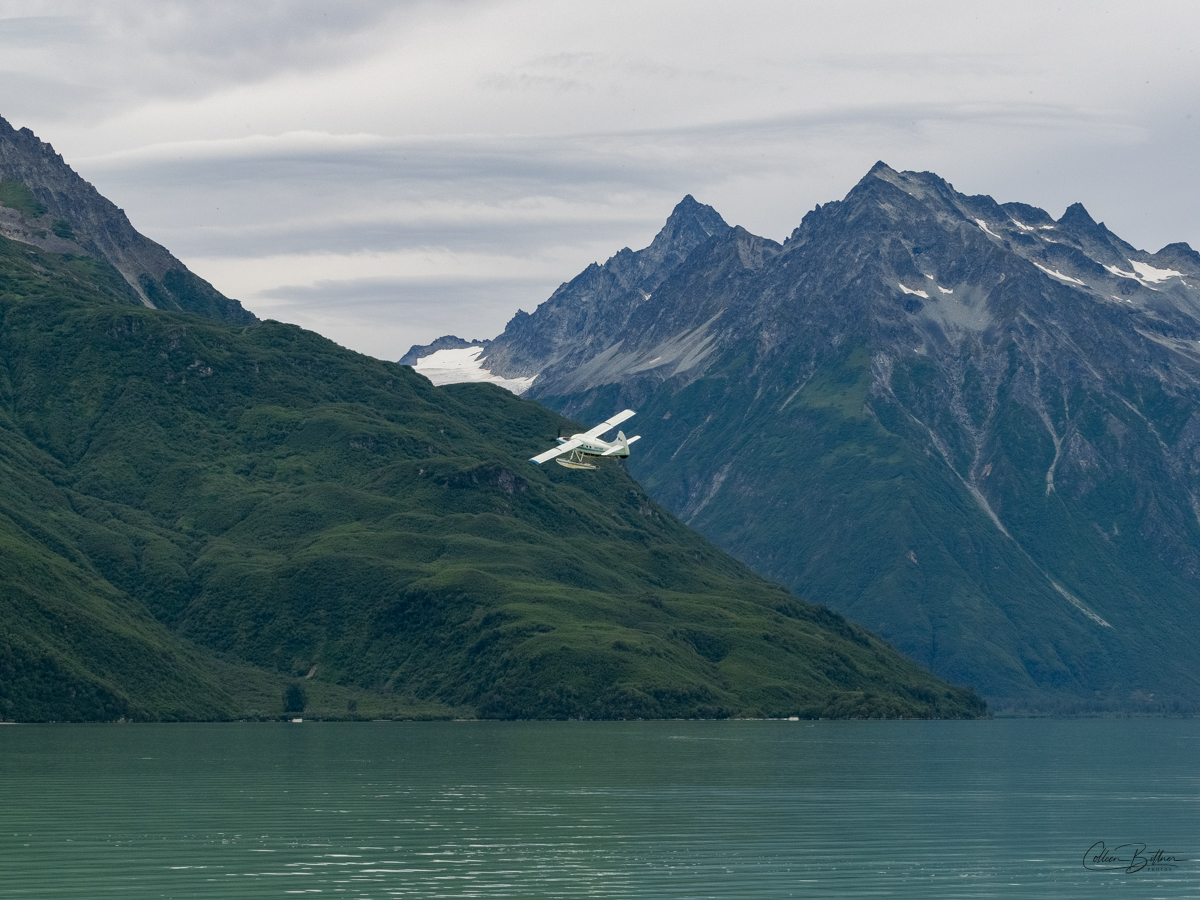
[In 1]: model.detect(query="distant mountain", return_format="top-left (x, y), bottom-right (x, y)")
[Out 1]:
top-left (401, 194), bottom-right (732, 389)
top-left (0, 219), bottom-right (982, 721)
top-left (0, 116), bottom-right (255, 324)
top-left (399, 334), bottom-right (485, 365)
top-left (409, 164), bottom-right (1200, 713)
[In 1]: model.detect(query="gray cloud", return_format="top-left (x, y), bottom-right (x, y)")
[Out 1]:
top-left (0, 69), bottom-right (104, 120)
top-left (147, 216), bottom-right (645, 261)
top-left (257, 276), bottom-right (554, 359)
top-left (0, 2), bottom-right (448, 121)
top-left (0, 13), bottom-right (88, 45)
top-left (78, 99), bottom-right (1169, 256)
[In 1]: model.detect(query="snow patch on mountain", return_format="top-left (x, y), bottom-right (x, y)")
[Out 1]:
top-left (1104, 264), bottom-right (1138, 279)
top-left (1034, 263), bottom-right (1086, 286)
top-left (974, 219), bottom-right (1002, 239)
top-left (410, 347), bottom-right (536, 395)
top-left (1130, 260), bottom-right (1184, 283)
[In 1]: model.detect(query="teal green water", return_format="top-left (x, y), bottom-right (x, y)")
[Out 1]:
top-left (0, 719), bottom-right (1197, 898)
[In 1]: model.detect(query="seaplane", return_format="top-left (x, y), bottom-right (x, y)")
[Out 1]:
top-left (529, 409), bottom-right (641, 470)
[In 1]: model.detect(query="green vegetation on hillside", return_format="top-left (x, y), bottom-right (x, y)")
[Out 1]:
top-left (0, 178), bottom-right (47, 218)
top-left (0, 235), bottom-right (985, 721)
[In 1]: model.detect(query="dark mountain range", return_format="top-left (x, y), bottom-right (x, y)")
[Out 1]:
top-left (407, 164), bottom-right (1200, 712)
top-left (0, 127), bottom-right (982, 721)
top-left (0, 116), bottom-right (254, 324)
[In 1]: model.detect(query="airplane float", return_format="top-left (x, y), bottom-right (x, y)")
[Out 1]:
top-left (529, 409), bottom-right (641, 470)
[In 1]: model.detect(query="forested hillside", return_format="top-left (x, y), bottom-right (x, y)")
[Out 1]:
top-left (0, 234), bottom-right (984, 721)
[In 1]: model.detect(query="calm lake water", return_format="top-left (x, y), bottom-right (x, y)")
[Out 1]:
top-left (0, 719), bottom-right (1197, 899)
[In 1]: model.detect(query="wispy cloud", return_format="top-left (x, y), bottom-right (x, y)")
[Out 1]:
top-left (0, 2), bottom-right (432, 116)
top-left (3, 0), bottom-right (1198, 359)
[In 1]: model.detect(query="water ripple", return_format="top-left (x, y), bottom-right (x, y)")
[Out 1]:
top-left (0, 719), bottom-right (1197, 898)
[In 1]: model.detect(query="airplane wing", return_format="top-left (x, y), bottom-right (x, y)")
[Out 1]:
top-left (530, 438), bottom-right (583, 465)
top-left (582, 409), bottom-right (635, 440)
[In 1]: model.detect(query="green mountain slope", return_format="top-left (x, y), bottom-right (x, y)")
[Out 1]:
top-left (0, 235), bottom-right (984, 721)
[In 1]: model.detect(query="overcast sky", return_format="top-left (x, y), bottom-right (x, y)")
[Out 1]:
top-left (2, 1), bottom-right (1197, 359)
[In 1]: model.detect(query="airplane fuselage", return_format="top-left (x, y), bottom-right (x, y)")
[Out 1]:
top-left (558, 434), bottom-right (631, 458)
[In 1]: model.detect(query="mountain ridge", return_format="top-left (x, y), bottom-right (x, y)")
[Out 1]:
top-left (407, 164), bottom-right (1200, 712)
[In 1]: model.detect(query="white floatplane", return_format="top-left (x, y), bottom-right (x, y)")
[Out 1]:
top-left (529, 409), bottom-right (641, 470)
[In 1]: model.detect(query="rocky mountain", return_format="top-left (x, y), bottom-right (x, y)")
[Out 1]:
top-left (408, 164), bottom-right (1200, 712)
top-left (0, 116), bottom-right (254, 324)
top-left (0, 166), bottom-right (985, 720)
top-left (399, 334), bottom-right (487, 364)
top-left (400, 194), bottom-right (732, 386)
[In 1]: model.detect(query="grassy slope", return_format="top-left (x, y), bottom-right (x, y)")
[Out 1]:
top-left (0, 236), bottom-right (985, 720)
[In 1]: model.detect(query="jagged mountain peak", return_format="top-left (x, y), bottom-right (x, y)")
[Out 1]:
top-left (1059, 201), bottom-right (1097, 227)
top-left (850, 160), bottom-right (908, 199)
top-left (858, 162), bottom-right (957, 200)
top-left (787, 163), bottom-right (967, 247)
top-left (0, 115), bottom-right (255, 324)
top-left (666, 193), bottom-right (728, 232)
top-left (782, 162), bottom-right (1200, 329)
top-left (1057, 201), bottom-right (1116, 240)
top-left (785, 162), bottom-right (928, 242)
top-left (864, 159), bottom-right (897, 179)
top-left (642, 194), bottom-right (730, 264)
top-left (824, 164), bottom-right (997, 246)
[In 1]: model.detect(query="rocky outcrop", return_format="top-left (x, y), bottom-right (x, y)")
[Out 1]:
top-left (466, 194), bottom-right (732, 381)
top-left (0, 115), bottom-right (256, 325)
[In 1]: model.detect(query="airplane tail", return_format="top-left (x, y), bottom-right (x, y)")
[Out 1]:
top-left (603, 431), bottom-right (641, 457)
top-left (611, 431), bottom-right (641, 456)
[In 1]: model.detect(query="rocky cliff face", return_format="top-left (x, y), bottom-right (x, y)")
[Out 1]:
top-left (0, 116), bottom-right (255, 324)
top-left (410, 164), bottom-right (1200, 711)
